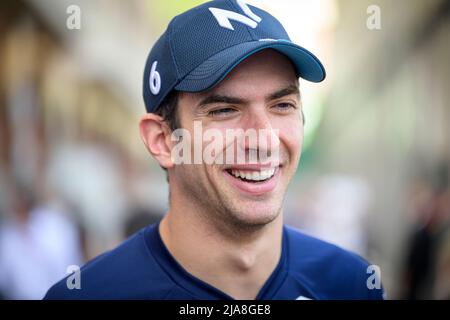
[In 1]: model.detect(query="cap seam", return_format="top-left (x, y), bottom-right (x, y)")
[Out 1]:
top-left (167, 16), bottom-right (181, 79)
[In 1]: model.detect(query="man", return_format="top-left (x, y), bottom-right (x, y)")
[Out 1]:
top-left (45, 0), bottom-right (384, 300)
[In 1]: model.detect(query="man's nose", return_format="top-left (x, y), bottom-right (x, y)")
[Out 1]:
top-left (241, 107), bottom-right (273, 131)
top-left (239, 109), bottom-right (280, 151)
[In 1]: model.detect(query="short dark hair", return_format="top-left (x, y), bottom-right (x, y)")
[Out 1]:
top-left (154, 90), bottom-right (180, 131)
top-left (153, 91), bottom-right (180, 178)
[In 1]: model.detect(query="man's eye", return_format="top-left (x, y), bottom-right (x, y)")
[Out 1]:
top-left (208, 107), bottom-right (237, 117)
top-left (273, 103), bottom-right (296, 112)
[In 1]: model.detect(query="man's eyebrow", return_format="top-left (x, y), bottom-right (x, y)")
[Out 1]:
top-left (196, 84), bottom-right (300, 109)
top-left (197, 95), bottom-right (247, 109)
top-left (266, 84), bottom-right (300, 101)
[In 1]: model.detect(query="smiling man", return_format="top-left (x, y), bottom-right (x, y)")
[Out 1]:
top-left (44, 0), bottom-right (384, 300)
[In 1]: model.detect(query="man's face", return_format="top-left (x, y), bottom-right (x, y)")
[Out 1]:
top-left (171, 49), bottom-right (303, 229)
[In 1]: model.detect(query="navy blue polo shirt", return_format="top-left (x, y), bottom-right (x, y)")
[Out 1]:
top-left (44, 223), bottom-right (384, 300)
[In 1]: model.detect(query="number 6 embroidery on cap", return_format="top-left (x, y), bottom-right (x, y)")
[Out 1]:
top-left (149, 61), bottom-right (161, 95)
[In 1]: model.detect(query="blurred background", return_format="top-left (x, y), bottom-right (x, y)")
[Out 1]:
top-left (0, 0), bottom-right (449, 299)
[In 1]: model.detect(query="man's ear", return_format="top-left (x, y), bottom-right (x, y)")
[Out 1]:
top-left (139, 113), bottom-right (174, 169)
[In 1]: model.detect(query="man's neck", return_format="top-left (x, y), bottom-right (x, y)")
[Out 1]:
top-left (159, 199), bottom-right (283, 300)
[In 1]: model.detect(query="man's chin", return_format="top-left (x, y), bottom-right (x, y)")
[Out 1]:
top-left (225, 204), bottom-right (282, 229)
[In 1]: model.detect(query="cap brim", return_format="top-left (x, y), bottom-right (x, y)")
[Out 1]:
top-left (175, 40), bottom-right (325, 92)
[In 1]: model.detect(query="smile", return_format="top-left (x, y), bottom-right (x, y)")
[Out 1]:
top-left (227, 168), bottom-right (276, 182)
top-left (223, 166), bottom-right (280, 195)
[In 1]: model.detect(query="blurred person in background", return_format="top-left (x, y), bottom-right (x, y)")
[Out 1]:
top-left (432, 187), bottom-right (450, 299)
top-left (286, 175), bottom-right (372, 256)
top-left (402, 164), bottom-right (450, 299)
top-left (0, 183), bottom-right (83, 299)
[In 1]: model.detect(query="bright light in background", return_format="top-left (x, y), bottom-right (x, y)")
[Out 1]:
top-left (247, 0), bottom-right (339, 149)
top-left (247, 0), bottom-right (338, 44)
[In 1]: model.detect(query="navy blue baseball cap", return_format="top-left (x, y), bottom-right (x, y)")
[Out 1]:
top-left (143, 0), bottom-right (326, 113)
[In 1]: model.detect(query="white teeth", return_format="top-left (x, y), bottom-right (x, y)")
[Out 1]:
top-left (230, 168), bottom-right (276, 181)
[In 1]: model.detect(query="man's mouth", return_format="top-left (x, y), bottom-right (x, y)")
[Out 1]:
top-left (223, 166), bottom-right (281, 195)
top-left (225, 168), bottom-right (276, 183)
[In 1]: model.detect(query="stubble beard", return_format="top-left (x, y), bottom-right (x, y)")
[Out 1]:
top-left (187, 174), bottom-right (285, 239)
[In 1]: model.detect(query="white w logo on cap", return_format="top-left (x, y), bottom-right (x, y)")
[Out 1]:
top-left (209, 0), bottom-right (262, 31)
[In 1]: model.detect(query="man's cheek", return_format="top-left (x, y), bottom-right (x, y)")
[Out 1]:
top-left (281, 126), bottom-right (302, 149)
